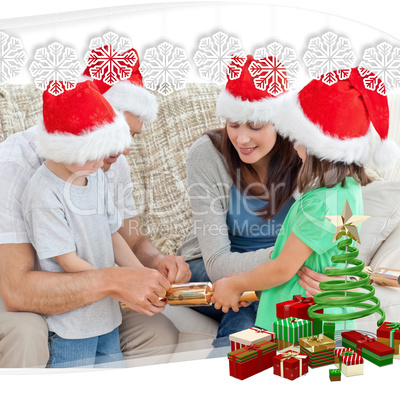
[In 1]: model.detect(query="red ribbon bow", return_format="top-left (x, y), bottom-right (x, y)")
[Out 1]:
top-left (293, 294), bottom-right (313, 304)
top-left (359, 335), bottom-right (374, 343)
top-left (251, 328), bottom-right (269, 334)
top-left (356, 334), bottom-right (375, 355)
top-left (245, 344), bottom-right (261, 351)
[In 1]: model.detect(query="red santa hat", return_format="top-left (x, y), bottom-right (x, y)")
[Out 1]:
top-left (216, 54), bottom-right (288, 124)
top-left (36, 80), bottom-right (131, 165)
top-left (271, 67), bottom-right (400, 170)
top-left (83, 46), bottom-right (158, 123)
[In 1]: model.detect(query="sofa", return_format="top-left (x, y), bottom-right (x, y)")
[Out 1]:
top-left (1, 83), bottom-right (399, 363)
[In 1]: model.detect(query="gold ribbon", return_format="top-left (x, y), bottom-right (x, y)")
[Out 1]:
top-left (306, 334), bottom-right (324, 343)
top-left (279, 351), bottom-right (307, 378)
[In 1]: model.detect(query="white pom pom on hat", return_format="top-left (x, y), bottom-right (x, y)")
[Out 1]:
top-left (83, 46), bottom-right (158, 123)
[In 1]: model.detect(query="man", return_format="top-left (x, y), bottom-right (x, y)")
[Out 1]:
top-left (0, 48), bottom-right (190, 368)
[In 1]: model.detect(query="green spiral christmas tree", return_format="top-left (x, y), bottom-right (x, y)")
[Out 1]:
top-left (308, 200), bottom-right (385, 327)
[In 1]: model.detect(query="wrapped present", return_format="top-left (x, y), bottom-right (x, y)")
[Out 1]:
top-left (299, 334), bottom-right (336, 353)
top-left (273, 350), bottom-right (309, 381)
top-left (336, 350), bottom-right (364, 377)
top-left (276, 295), bottom-right (323, 334)
top-left (300, 346), bottom-right (335, 368)
top-left (228, 340), bottom-right (277, 380)
top-left (342, 331), bottom-right (395, 367)
top-left (334, 348), bottom-right (354, 366)
top-left (229, 327), bottom-right (275, 352)
top-left (377, 322), bottom-right (400, 355)
top-left (273, 317), bottom-right (312, 345)
top-left (277, 339), bottom-right (299, 351)
top-left (323, 322), bottom-right (335, 341)
top-left (329, 368), bottom-right (341, 382)
top-left (299, 334), bottom-right (335, 368)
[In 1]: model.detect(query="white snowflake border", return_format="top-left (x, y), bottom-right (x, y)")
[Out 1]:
top-left (84, 31), bottom-right (137, 86)
top-left (29, 42), bottom-right (81, 96)
top-left (359, 41), bottom-right (400, 95)
top-left (193, 31), bottom-right (245, 84)
top-left (0, 31), bottom-right (27, 85)
top-left (303, 31), bottom-right (355, 86)
top-left (252, 42), bottom-right (300, 95)
top-left (140, 42), bottom-right (190, 96)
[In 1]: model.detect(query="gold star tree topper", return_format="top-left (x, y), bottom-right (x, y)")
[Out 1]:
top-left (325, 200), bottom-right (370, 243)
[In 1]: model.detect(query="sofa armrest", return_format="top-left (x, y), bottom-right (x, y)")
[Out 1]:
top-left (369, 221), bottom-right (400, 270)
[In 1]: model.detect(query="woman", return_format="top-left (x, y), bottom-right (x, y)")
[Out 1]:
top-left (177, 54), bottom-right (316, 347)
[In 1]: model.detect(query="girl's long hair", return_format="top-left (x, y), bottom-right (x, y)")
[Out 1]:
top-left (206, 126), bottom-right (302, 220)
top-left (297, 153), bottom-right (372, 193)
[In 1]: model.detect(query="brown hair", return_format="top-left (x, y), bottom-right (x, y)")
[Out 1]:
top-left (297, 153), bottom-right (372, 193)
top-left (206, 126), bottom-right (302, 220)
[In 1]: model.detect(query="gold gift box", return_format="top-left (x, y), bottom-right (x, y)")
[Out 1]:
top-left (377, 337), bottom-right (400, 355)
top-left (299, 334), bottom-right (336, 353)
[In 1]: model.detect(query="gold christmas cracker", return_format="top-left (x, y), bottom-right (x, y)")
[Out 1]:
top-left (121, 282), bottom-right (259, 311)
top-left (363, 266), bottom-right (400, 287)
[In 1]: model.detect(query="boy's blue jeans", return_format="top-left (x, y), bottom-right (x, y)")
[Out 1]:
top-left (47, 326), bottom-right (125, 368)
top-left (188, 258), bottom-right (259, 348)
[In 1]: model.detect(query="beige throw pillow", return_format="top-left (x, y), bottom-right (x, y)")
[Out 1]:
top-left (358, 181), bottom-right (400, 265)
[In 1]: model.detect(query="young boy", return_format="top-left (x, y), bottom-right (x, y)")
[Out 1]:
top-left (21, 80), bottom-right (141, 368)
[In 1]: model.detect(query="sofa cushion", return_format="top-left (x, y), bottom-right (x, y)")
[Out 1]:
top-left (358, 181), bottom-right (400, 265)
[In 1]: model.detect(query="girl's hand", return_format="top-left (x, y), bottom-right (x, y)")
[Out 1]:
top-left (211, 276), bottom-right (242, 313)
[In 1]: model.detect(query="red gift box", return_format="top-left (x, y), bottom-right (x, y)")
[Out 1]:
top-left (342, 331), bottom-right (395, 367)
top-left (228, 341), bottom-right (277, 380)
top-left (273, 350), bottom-right (309, 381)
top-left (276, 295), bottom-right (322, 320)
top-left (342, 331), bottom-right (394, 356)
top-left (377, 322), bottom-right (400, 354)
top-left (276, 295), bottom-right (323, 335)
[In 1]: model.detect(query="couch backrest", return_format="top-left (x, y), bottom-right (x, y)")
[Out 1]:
top-left (1, 84), bottom-right (399, 255)
top-left (0, 85), bottom-right (42, 140)
top-left (124, 83), bottom-right (224, 253)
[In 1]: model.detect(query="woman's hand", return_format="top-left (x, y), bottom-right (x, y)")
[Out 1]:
top-left (211, 275), bottom-right (243, 313)
top-left (297, 266), bottom-right (347, 297)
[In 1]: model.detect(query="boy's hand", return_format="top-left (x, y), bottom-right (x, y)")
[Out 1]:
top-left (211, 276), bottom-right (242, 313)
top-left (156, 255), bottom-right (191, 284)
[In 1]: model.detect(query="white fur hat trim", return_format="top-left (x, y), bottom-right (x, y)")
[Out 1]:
top-left (36, 111), bottom-right (132, 165)
top-left (104, 80), bottom-right (158, 123)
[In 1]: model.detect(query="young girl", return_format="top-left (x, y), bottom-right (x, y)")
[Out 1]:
top-left (177, 55), bottom-right (303, 345)
top-left (21, 81), bottom-right (149, 368)
top-left (211, 67), bottom-right (400, 331)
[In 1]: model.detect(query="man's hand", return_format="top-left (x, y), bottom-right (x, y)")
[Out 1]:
top-left (297, 266), bottom-right (347, 297)
top-left (155, 255), bottom-right (191, 284)
top-left (109, 266), bottom-right (171, 316)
